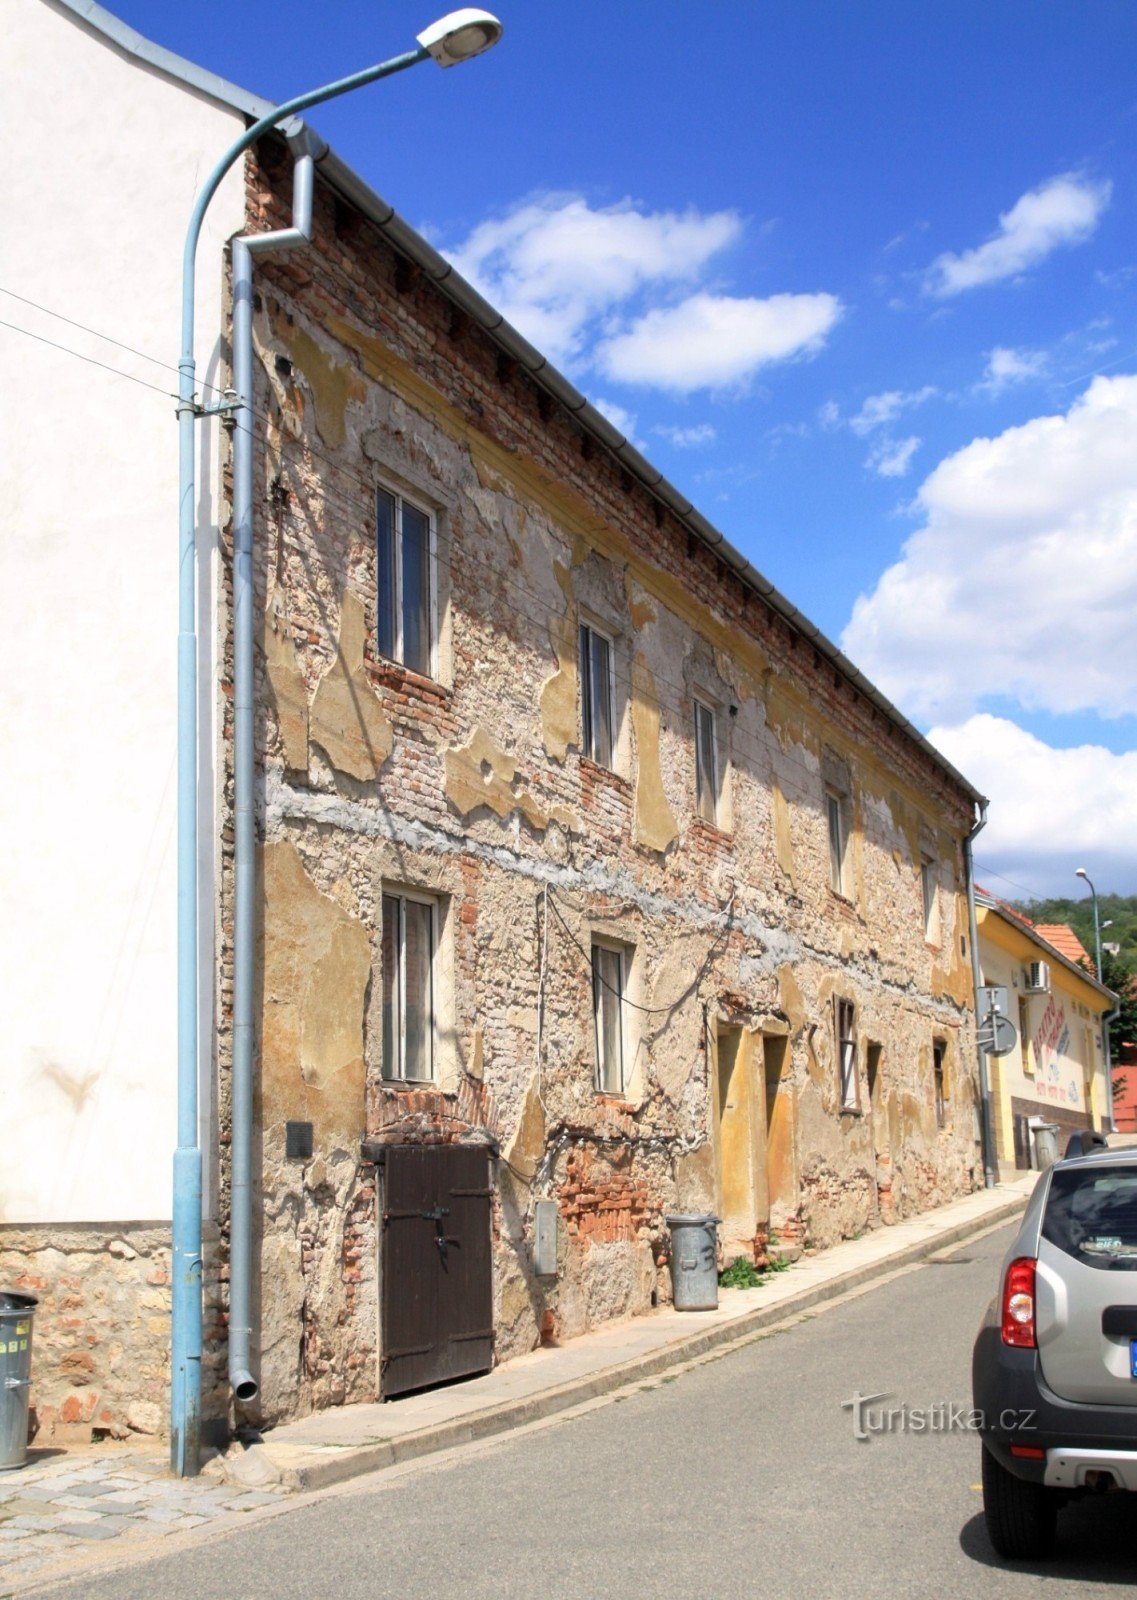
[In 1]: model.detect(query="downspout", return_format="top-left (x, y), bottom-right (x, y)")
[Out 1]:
top-left (964, 801), bottom-right (998, 1189)
top-left (1103, 998), bottom-right (1120, 1135)
top-left (228, 135), bottom-right (320, 1409)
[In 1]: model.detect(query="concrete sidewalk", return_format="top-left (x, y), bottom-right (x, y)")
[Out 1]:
top-left (221, 1172), bottom-right (1037, 1493)
top-left (1, 1173), bottom-right (1034, 1594)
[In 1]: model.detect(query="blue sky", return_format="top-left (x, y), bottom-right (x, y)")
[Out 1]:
top-left (113, 0), bottom-right (1137, 901)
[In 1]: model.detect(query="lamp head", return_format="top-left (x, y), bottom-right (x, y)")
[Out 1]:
top-left (1075, 867), bottom-right (1089, 881)
top-left (417, 9), bottom-right (503, 66)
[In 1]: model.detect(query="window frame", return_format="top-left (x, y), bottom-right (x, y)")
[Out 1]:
top-left (579, 621), bottom-right (617, 770)
top-left (380, 889), bottom-right (438, 1085)
top-left (835, 997), bottom-right (860, 1113)
top-left (933, 1038), bottom-right (947, 1129)
top-left (591, 938), bottom-right (627, 1095)
top-left (826, 788), bottom-right (849, 897)
top-left (376, 484), bottom-right (437, 679)
top-left (694, 697), bottom-right (719, 825)
top-left (921, 855), bottom-right (940, 942)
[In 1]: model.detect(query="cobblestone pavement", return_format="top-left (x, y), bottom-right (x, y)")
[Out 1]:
top-left (0, 1447), bottom-right (286, 1592)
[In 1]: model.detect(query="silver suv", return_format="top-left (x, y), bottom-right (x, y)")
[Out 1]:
top-left (972, 1141), bottom-right (1137, 1559)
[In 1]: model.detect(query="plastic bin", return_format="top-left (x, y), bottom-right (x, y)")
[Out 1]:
top-left (1033, 1122), bottom-right (1061, 1171)
top-left (664, 1213), bottom-right (719, 1310)
top-left (0, 1290), bottom-right (37, 1471)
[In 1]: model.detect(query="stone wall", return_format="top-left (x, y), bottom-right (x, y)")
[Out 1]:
top-left (205, 135), bottom-right (983, 1431)
top-left (0, 1224), bottom-right (170, 1444)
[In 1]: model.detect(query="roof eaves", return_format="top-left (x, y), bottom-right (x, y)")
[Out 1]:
top-left (49, 0), bottom-right (305, 135)
top-left (976, 889), bottom-right (1116, 1005)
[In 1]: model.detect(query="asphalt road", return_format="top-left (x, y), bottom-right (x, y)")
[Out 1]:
top-left (32, 1222), bottom-right (1135, 1600)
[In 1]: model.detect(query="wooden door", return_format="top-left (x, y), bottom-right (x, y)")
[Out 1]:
top-left (380, 1145), bottom-right (494, 1399)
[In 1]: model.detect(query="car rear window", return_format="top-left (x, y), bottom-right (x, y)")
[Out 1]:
top-left (1042, 1165), bottom-right (1137, 1269)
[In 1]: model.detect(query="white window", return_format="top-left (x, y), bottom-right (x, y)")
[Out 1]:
top-left (694, 699), bottom-right (718, 824)
top-left (921, 856), bottom-right (937, 938)
top-left (836, 998), bottom-right (859, 1112)
top-left (826, 789), bottom-right (848, 896)
top-left (381, 892), bottom-right (436, 1082)
top-left (580, 623), bottom-right (616, 768)
top-left (377, 486), bottom-right (434, 677)
top-left (592, 942), bottom-right (627, 1094)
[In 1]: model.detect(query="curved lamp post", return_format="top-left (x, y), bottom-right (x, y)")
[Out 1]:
top-left (1075, 866), bottom-right (1116, 1137)
top-left (173, 8), bottom-right (502, 1477)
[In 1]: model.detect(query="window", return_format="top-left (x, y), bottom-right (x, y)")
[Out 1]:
top-left (592, 942), bottom-right (626, 1094)
top-left (933, 1039), bottom-right (947, 1129)
top-left (826, 789), bottom-right (848, 896)
top-left (694, 699), bottom-right (718, 824)
top-left (1042, 1165), bottom-right (1137, 1270)
top-left (921, 857), bottom-right (937, 937)
top-left (835, 998), bottom-right (859, 1112)
top-left (381, 892), bottom-right (436, 1082)
top-left (580, 623), bottom-right (615, 768)
top-left (377, 486), bottom-right (433, 676)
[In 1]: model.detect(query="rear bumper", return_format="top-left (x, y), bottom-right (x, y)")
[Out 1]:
top-left (1044, 1447), bottom-right (1137, 1490)
top-left (972, 1326), bottom-right (1137, 1483)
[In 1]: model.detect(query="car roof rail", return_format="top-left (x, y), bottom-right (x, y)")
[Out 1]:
top-left (1063, 1130), bottom-right (1110, 1160)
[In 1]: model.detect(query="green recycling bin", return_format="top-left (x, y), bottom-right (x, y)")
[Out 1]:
top-left (0, 1291), bottom-right (37, 1470)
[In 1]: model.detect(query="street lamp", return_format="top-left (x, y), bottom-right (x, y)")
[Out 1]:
top-left (173, 9), bottom-right (502, 1478)
top-left (1074, 866), bottom-right (1116, 1138)
top-left (1074, 866), bottom-right (1102, 978)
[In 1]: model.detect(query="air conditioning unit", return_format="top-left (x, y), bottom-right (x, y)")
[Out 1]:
top-left (1025, 961), bottom-right (1051, 994)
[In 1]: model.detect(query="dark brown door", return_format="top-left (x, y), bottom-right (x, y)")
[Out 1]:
top-left (380, 1144), bottom-right (494, 1399)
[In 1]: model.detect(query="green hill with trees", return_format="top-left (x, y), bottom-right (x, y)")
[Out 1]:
top-left (1011, 893), bottom-right (1137, 976)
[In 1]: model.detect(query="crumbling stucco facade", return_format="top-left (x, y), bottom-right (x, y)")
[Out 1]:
top-left (208, 134), bottom-right (985, 1432)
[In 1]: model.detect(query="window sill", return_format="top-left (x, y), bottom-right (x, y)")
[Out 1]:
top-left (367, 657), bottom-right (451, 704)
top-left (579, 755), bottom-right (632, 793)
top-left (827, 889), bottom-right (862, 921)
top-left (689, 815), bottom-right (734, 845)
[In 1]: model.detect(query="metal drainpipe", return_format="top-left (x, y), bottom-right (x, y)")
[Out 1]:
top-left (1103, 999), bottom-right (1120, 1135)
top-left (228, 139), bottom-right (318, 1409)
top-left (964, 802), bottom-right (998, 1188)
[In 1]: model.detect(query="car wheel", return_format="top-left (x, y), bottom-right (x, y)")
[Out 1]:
top-left (981, 1443), bottom-right (1058, 1560)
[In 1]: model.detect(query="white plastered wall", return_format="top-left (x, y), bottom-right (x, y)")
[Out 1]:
top-left (0, 0), bottom-right (247, 1222)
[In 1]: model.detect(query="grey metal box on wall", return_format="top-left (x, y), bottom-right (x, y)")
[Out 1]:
top-left (533, 1200), bottom-right (558, 1277)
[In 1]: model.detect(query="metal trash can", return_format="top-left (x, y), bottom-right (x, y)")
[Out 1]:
top-left (1033, 1122), bottom-right (1061, 1171)
top-left (664, 1213), bottom-right (719, 1311)
top-left (0, 1290), bottom-right (37, 1471)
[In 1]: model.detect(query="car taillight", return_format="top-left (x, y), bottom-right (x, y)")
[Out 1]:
top-left (1001, 1256), bottom-right (1037, 1348)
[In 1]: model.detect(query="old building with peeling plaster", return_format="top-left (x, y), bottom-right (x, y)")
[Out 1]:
top-left (5, 0), bottom-right (988, 1444)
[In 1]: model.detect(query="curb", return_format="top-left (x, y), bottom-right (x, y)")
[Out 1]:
top-left (267, 1188), bottom-right (1029, 1493)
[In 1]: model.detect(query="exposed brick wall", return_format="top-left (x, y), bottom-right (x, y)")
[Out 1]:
top-left (197, 134), bottom-right (984, 1431)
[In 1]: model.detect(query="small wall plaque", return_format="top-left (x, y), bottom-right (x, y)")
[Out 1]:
top-left (285, 1121), bottom-right (313, 1160)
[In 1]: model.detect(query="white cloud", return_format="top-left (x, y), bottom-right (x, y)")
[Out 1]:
top-left (866, 435), bottom-right (921, 478)
top-left (654, 422), bottom-right (717, 449)
top-left (925, 173), bottom-right (1111, 297)
top-left (596, 291), bottom-right (842, 393)
top-left (592, 396), bottom-right (642, 448)
top-left (850, 387), bottom-right (936, 436)
top-left (444, 192), bottom-right (741, 365)
top-left (979, 345), bottom-right (1048, 393)
top-left (928, 715), bottom-right (1137, 895)
top-left (841, 373), bottom-right (1137, 723)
